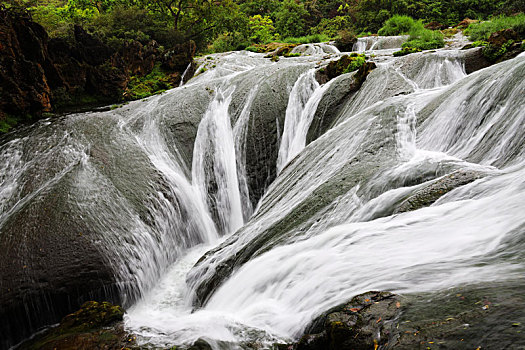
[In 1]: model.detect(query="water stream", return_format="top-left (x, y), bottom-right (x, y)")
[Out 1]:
top-left (1, 41), bottom-right (524, 350)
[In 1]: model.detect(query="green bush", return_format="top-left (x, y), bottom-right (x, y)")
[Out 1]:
top-left (124, 63), bottom-right (173, 100)
top-left (274, 0), bottom-right (309, 38)
top-left (248, 15), bottom-right (278, 43)
top-left (402, 22), bottom-right (445, 50)
top-left (210, 32), bottom-right (250, 53)
top-left (378, 15), bottom-right (416, 36)
top-left (465, 14), bottom-right (525, 41)
top-left (310, 16), bottom-right (351, 37)
top-left (342, 53), bottom-right (366, 73)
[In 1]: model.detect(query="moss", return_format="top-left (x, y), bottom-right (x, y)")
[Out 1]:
top-left (462, 40), bottom-right (489, 49)
top-left (283, 52), bottom-right (301, 57)
top-left (482, 39), bottom-right (516, 61)
top-left (324, 53), bottom-right (366, 79)
top-left (0, 114), bottom-right (21, 133)
top-left (441, 27), bottom-right (458, 38)
top-left (124, 62), bottom-right (175, 100)
top-left (393, 46), bottom-right (422, 56)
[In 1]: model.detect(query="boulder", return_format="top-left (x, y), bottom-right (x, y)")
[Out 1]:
top-left (487, 28), bottom-right (519, 47)
top-left (17, 301), bottom-right (133, 350)
top-left (456, 18), bottom-right (478, 29)
top-left (295, 291), bottom-right (402, 350)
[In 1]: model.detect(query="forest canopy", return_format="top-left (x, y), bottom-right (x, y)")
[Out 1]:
top-left (4, 0), bottom-right (525, 52)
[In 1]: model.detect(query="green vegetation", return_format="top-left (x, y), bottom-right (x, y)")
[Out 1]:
top-left (0, 115), bottom-right (21, 133)
top-left (281, 34), bottom-right (330, 44)
top-left (377, 15), bottom-right (445, 51)
top-left (393, 46), bottom-right (422, 56)
top-left (124, 63), bottom-right (174, 100)
top-left (378, 15), bottom-right (416, 36)
top-left (465, 14), bottom-right (525, 41)
top-left (8, 0), bottom-right (522, 56)
top-left (402, 22), bottom-right (445, 50)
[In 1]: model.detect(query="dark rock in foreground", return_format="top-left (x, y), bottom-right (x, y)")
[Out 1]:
top-left (18, 301), bottom-right (134, 350)
top-left (287, 282), bottom-right (525, 350)
top-left (294, 291), bottom-right (401, 350)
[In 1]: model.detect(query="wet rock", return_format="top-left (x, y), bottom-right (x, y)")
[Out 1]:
top-left (394, 169), bottom-right (486, 213)
top-left (308, 61), bottom-right (376, 142)
top-left (315, 54), bottom-right (375, 84)
top-left (17, 301), bottom-right (134, 350)
top-left (291, 282), bottom-right (525, 350)
top-left (0, 179), bottom-right (120, 349)
top-left (334, 31), bottom-right (357, 52)
top-left (462, 47), bottom-right (492, 74)
top-left (294, 291), bottom-right (402, 350)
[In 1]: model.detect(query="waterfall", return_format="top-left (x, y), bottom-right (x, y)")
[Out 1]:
top-left (277, 69), bottom-right (335, 173)
top-left (1, 44), bottom-right (524, 350)
top-left (352, 35), bottom-right (409, 52)
top-left (192, 86), bottom-right (244, 235)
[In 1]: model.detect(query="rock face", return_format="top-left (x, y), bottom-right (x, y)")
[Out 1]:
top-left (308, 61), bottom-right (376, 142)
top-left (0, 179), bottom-right (120, 350)
top-left (0, 7), bottom-right (194, 124)
top-left (294, 291), bottom-right (402, 350)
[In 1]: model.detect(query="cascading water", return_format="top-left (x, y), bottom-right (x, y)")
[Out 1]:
top-left (277, 69), bottom-right (335, 173)
top-left (1, 41), bottom-right (524, 350)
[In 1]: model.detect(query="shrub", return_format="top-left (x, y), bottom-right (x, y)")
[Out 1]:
top-left (402, 23), bottom-right (445, 50)
top-left (248, 15), bottom-right (278, 43)
top-left (378, 15), bottom-right (416, 36)
top-left (310, 16), bottom-right (352, 37)
top-left (274, 0), bottom-right (309, 38)
top-left (210, 32), bottom-right (250, 53)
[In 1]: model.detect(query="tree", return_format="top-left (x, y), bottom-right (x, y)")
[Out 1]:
top-left (274, 0), bottom-right (309, 38)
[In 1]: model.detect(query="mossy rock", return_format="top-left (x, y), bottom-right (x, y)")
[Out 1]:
top-left (60, 301), bottom-right (124, 332)
top-left (393, 47), bottom-right (422, 57)
top-left (18, 301), bottom-right (132, 350)
top-left (322, 54), bottom-right (366, 81)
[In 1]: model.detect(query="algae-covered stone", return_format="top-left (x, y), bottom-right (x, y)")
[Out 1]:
top-left (18, 301), bottom-right (133, 350)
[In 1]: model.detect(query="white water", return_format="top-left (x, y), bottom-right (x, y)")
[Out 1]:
top-left (277, 69), bottom-right (335, 173)
top-left (1, 41), bottom-right (524, 350)
top-left (122, 49), bottom-right (525, 348)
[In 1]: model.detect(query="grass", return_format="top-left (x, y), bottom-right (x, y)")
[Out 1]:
top-left (464, 14), bottom-right (525, 41)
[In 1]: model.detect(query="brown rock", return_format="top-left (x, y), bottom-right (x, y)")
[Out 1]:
top-left (425, 21), bottom-right (447, 30)
top-left (456, 18), bottom-right (478, 29)
top-left (487, 28), bottom-right (519, 47)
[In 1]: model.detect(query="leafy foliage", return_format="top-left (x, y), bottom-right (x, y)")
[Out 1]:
top-left (274, 0), bottom-right (308, 38)
top-left (378, 15), bottom-right (416, 36)
top-left (248, 14), bottom-right (277, 43)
